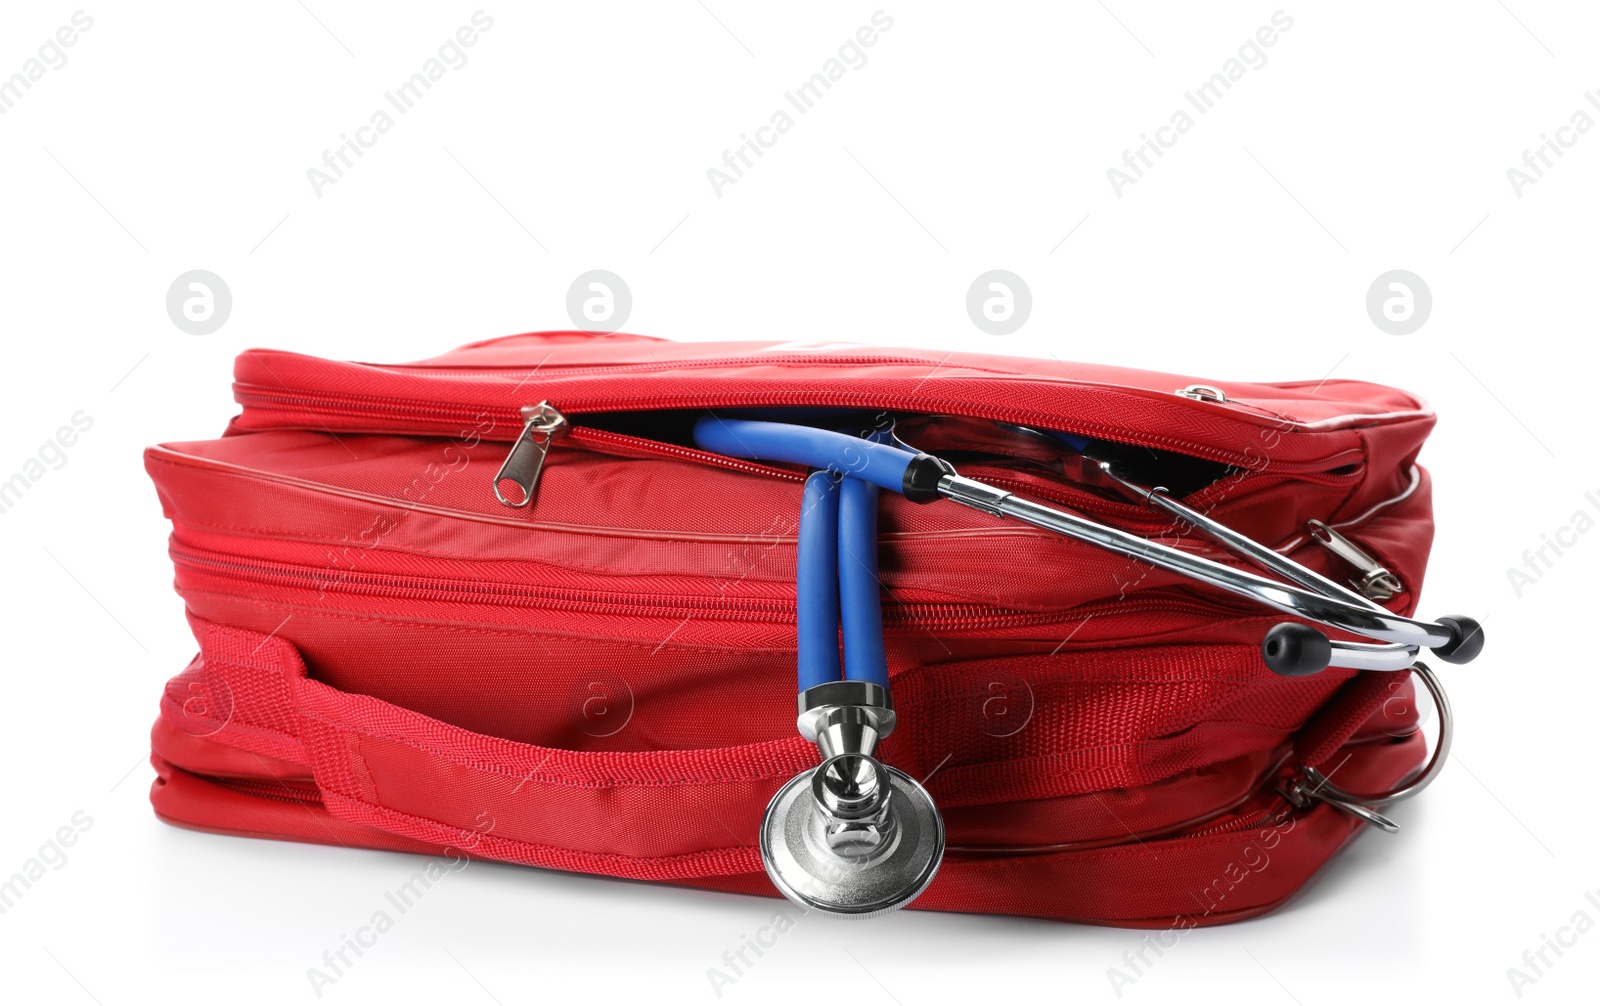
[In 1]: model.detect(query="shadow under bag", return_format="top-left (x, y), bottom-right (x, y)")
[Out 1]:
top-left (142, 330), bottom-right (1472, 926)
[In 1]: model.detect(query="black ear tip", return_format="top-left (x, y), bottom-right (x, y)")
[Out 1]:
top-left (900, 454), bottom-right (952, 504)
top-left (1262, 623), bottom-right (1333, 676)
top-left (1433, 615), bottom-right (1484, 664)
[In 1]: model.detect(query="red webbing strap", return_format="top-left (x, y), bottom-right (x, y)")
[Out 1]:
top-left (169, 615), bottom-right (809, 881)
top-left (163, 616), bottom-right (1419, 898)
top-left (292, 677), bottom-right (801, 879)
top-left (159, 615), bottom-right (307, 767)
top-left (1293, 668), bottom-right (1413, 768)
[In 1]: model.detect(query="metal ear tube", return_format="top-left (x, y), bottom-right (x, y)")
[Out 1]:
top-left (929, 472), bottom-right (1482, 673)
top-left (691, 415), bottom-right (1483, 913)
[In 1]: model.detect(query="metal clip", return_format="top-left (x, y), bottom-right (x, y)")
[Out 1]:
top-left (1282, 774), bottom-right (1400, 833)
top-left (1308, 519), bottom-right (1403, 600)
top-left (1175, 384), bottom-right (1228, 402)
top-left (1280, 661), bottom-right (1452, 836)
top-left (493, 402), bottom-right (569, 509)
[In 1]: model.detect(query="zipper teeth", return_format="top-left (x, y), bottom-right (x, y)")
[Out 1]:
top-left (171, 545), bottom-right (794, 619)
top-left (232, 386), bottom-right (1380, 543)
top-left (952, 757), bottom-right (1300, 856)
top-left (541, 394), bottom-right (1320, 470)
top-left (572, 427), bottom-right (803, 482)
top-left (169, 544), bottom-right (1243, 630)
top-left (232, 384), bottom-right (1333, 471)
top-left (1176, 797), bottom-right (1293, 840)
top-left (234, 391), bottom-right (801, 481)
top-left (198, 767), bottom-right (1296, 849)
top-left (947, 801), bottom-right (1296, 856)
top-left (210, 775), bottom-right (322, 806)
top-left (976, 472), bottom-right (1347, 534)
top-left (971, 471), bottom-right (1338, 532)
top-left (236, 387), bottom-right (513, 424)
top-left (228, 391), bottom-right (1389, 550)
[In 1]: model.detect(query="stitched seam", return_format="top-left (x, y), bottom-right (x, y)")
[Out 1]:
top-left (296, 708), bottom-right (802, 789)
top-left (323, 794), bottom-right (758, 865)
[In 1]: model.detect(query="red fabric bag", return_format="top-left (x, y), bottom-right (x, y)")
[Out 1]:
top-left (144, 331), bottom-right (1436, 926)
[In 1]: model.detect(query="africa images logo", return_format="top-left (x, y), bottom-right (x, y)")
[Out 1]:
top-left (1106, 11), bottom-right (1294, 197)
top-left (0, 412), bottom-right (93, 517)
top-left (705, 11), bottom-right (894, 197)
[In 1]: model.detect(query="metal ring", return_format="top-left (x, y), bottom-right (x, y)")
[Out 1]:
top-left (1302, 661), bottom-right (1452, 807)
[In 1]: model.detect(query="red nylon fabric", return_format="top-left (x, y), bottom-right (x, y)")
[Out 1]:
top-left (1295, 669), bottom-right (1418, 769)
top-left (144, 332), bottom-right (1437, 925)
top-left (150, 616), bottom-right (1425, 923)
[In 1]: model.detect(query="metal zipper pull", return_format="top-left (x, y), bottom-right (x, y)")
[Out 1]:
top-left (1307, 519), bottom-right (1402, 600)
top-left (1280, 774), bottom-right (1400, 834)
top-left (493, 402), bottom-right (569, 509)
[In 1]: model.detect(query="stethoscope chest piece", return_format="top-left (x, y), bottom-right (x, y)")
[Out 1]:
top-left (760, 756), bottom-right (944, 919)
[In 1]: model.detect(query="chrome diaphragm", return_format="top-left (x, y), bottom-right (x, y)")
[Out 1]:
top-left (758, 681), bottom-right (944, 919)
top-left (760, 755), bottom-right (943, 919)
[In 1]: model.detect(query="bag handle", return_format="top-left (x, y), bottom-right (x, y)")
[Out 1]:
top-left (168, 615), bottom-right (808, 881)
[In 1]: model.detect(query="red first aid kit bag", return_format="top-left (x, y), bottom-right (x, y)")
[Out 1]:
top-left (144, 331), bottom-right (1438, 926)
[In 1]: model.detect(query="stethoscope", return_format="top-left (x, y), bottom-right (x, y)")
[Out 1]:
top-left (692, 414), bottom-right (1484, 918)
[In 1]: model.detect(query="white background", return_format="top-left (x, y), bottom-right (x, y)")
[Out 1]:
top-left (1, 2), bottom-right (1596, 1003)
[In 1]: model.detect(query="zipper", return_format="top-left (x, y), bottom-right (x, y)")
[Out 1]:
top-left (493, 401), bottom-right (805, 511)
top-left (484, 401), bottom-right (1360, 518)
top-left (491, 402), bottom-right (1271, 519)
top-left (1306, 519), bottom-right (1402, 600)
top-left (1151, 789), bottom-right (1305, 845)
top-left (950, 769), bottom-right (1304, 856)
top-left (953, 731), bottom-right (1415, 856)
top-left (229, 383), bottom-right (1381, 537)
top-left (954, 763), bottom-right (1405, 858)
top-left (171, 543), bottom-right (797, 621)
top-left (493, 402), bottom-right (571, 508)
top-left (946, 797), bottom-right (1304, 856)
top-left (206, 774), bottom-right (323, 806)
top-left (972, 461), bottom-right (1363, 536)
top-left (571, 425), bottom-right (804, 482)
top-left (230, 385), bottom-right (1363, 475)
top-left (168, 542), bottom-right (1251, 633)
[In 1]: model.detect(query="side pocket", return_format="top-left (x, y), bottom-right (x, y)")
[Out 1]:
top-left (880, 644), bottom-right (1358, 813)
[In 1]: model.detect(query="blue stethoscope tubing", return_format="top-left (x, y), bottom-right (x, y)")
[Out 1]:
top-left (796, 471), bottom-right (842, 691)
top-left (839, 461), bottom-right (889, 688)
top-left (794, 469), bottom-right (890, 692)
top-left (694, 416), bottom-right (920, 498)
top-left (697, 415), bottom-right (907, 692)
